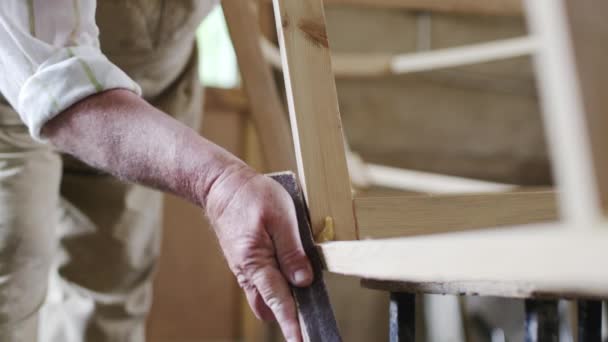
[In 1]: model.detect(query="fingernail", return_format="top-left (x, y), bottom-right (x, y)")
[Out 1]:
top-left (293, 269), bottom-right (311, 284)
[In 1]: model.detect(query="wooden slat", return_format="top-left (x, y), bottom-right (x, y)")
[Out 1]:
top-left (223, 0), bottom-right (296, 172)
top-left (355, 190), bottom-right (558, 239)
top-left (272, 0), bottom-right (357, 240)
top-left (524, 0), bottom-right (604, 225)
top-left (319, 225), bottom-right (608, 299)
top-left (261, 35), bottom-right (535, 78)
top-left (563, 0), bottom-right (608, 216)
top-left (204, 87), bottom-right (249, 113)
top-left (323, 0), bottom-right (523, 15)
top-left (260, 0), bottom-right (523, 15)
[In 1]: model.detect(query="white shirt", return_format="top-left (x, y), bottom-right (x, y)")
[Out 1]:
top-left (0, 0), bottom-right (141, 141)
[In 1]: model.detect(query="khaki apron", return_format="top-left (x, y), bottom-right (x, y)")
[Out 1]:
top-left (0, 1), bottom-right (217, 341)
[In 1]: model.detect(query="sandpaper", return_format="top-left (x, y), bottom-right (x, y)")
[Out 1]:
top-left (269, 172), bottom-right (342, 342)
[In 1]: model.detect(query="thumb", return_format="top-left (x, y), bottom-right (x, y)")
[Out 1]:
top-left (267, 186), bottom-right (313, 287)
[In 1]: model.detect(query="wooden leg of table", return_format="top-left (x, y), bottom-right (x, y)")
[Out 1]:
top-left (390, 293), bottom-right (416, 342)
top-left (525, 299), bottom-right (559, 342)
top-left (578, 300), bottom-right (602, 342)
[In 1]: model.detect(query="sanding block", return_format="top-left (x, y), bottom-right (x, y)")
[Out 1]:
top-left (269, 172), bottom-right (342, 342)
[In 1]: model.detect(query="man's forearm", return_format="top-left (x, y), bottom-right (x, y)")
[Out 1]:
top-left (42, 89), bottom-right (251, 208)
top-left (43, 89), bottom-right (312, 341)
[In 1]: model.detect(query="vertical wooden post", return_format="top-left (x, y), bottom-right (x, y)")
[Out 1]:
top-left (223, 0), bottom-right (296, 173)
top-left (578, 300), bottom-right (602, 342)
top-left (389, 293), bottom-right (416, 342)
top-left (562, 0), bottom-right (608, 217)
top-left (524, 0), bottom-right (608, 225)
top-left (525, 300), bottom-right (559, 342)
top-left (271, 0), bottom-right (357, 240)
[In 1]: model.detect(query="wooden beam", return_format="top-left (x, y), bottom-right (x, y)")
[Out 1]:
top-left (260, 0), bottom-right (524, 16)
top-left (222, 0), bottom-right (296, 172)
top-left (563, 0), bottom-right (608, 216)
top-left (204, 87), bottom-right (249, 113)
top-left (261, 35), bottom-right (535, 78)
top-left (524, 0), bottom-right (604, 225)
top-left (323, 0), bottom-right (523, 15)
top-left (272, 0), bottom-right (357, 240)
top-left (355, 189), bottom-right (557, 239)
top-left (320, 225), bottom-right (608, 299)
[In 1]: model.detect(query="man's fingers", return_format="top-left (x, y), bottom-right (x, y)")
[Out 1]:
top-left (267, 186), bottom-right (313, 287)
top-left (252, 266), bottom-right (302, 342)
top-left (244, 287), bottom-right (275, 321)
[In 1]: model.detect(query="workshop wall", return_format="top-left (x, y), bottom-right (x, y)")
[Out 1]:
top-left (327, 7), bottom-right (551, 185)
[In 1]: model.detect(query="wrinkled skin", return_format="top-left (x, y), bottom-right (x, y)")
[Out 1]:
top-left (207, 170), bottom-right (313, 341)
top-left (43, 89), bottom-right (313, 342)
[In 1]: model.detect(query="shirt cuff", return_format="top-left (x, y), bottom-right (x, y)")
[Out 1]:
top-left (17, 45), bottom-right (142, 142)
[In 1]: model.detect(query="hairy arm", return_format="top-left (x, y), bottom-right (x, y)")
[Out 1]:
top-left (43, 89), bottom-right (312, 342)
top-left (43, 89), bottom-right (247, 207)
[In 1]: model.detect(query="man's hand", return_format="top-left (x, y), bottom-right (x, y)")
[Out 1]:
top-left (206, 167), bottom-right (313, 342)
top-left (42, 90), bottom-right (313, 341)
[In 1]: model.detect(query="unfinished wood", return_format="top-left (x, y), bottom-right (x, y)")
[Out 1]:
top-left (272, 0), bottom-right (357, 240)
top-left (319, 224), bottom-right (608, 299)
top-left (261, 0), bottom-right (523, 15)
top-left (223, 0), bottom-right (296, 172)
top-left (563, 0), bottom-right (608, 216)
top-left (324, 0), bottom-right (523, 15)
top-left (524, 0), bottom-right (603, 225)
top-left (205, 86), bottom-right (249, 113)
top-left (355, 189), bottom-right (557, 238)
top-left (262, 35), bottom-right (535, 78)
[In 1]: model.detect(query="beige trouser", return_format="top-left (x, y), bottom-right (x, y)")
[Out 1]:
top-left (0, 0), bottom-right (214, 340)
top-left (0, 34), bottom-right (203, 342)
top-left (0, 124), bottom-right (163, 341)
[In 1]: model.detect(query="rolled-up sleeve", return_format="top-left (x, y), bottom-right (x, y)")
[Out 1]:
top-left (0, 0), bottom-right (141, 141)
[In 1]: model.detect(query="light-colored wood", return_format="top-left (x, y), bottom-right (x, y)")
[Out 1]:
top-left (205, 86), bottom-right (249, 113)
top-left (524, 0), bottom-right (603, 226)
top-left (355, 189), bottom-right (557, 239)
top-left (349, 159), bottom-right (515, 193)
top-left (223, 0), bottom-right (296, 172)
top-left (563, 0), bottom-right (608, 215)
top-left (319, 224), bottom-right (608, 299)
top-left (324, 0), bottom-right (523, 15)
top-left (262, 35), bottom-right (535, 78)
top-left (272, 0), bottom-right (357, 239)
top-left (261, 0), bottom-right (523, 16)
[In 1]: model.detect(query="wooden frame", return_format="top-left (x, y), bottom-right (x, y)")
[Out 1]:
top-left (355, 189), bottom-right (557, 239)
top-left (262, 35), bottom-right (536, 78)
top-left (261, 0), bottom-right (524, 16)
top-left (272, 0), bottom-right (358, 240)
top-left (225, 0), bottom-right (608, 302)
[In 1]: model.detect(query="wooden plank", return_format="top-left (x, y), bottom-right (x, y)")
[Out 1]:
top-left (205, 87), bottom-right (249, 113)
top-left (355, 189), bottom-right (557, 239)
top-left (524, 0), bottom-right (604, 226)
top-left (324, 0), bottom-right (523, 15)
top-left (260, 0), bottom-right (523, 16)
top-left (320, 225), bottom-right (608, 299)
top-left (272, 0), bottom-right (357, 240)
top-left (262, 35), bottom-right (535, 78)
top-left (563, 0), bottom-right (608, 216)
top-left (223, 0), bottom-right (296, 172)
